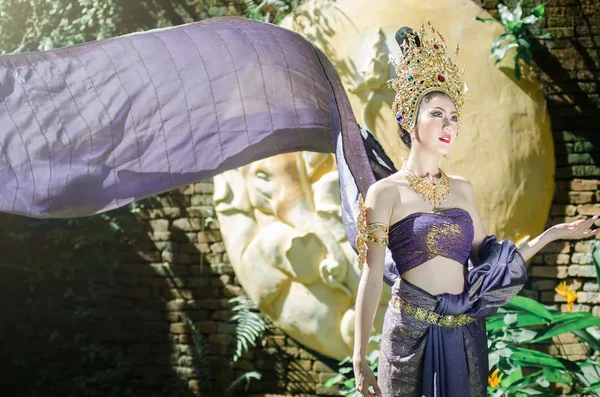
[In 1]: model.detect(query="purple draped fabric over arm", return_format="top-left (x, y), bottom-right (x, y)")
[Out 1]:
top-left (0, 17), bottom-right (362, 218)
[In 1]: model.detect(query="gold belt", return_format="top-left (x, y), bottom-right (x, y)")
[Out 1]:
top-left (391, 296), bottom-right (476, 328)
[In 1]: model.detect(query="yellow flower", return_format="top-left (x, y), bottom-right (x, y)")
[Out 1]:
top-left (49, 329), bottom-right (59, 342)
top-left (488, 368), bottom-right (503, 388)
top-left (555, 281), bottom-right (579, 312)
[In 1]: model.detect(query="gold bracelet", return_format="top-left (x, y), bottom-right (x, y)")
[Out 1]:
top-left (356, 193), bottom-right (389, 270)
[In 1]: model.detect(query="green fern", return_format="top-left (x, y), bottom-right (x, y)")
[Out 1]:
top-left (180, 295), bottom-right (269, 396)
top-left (225, 371), bottom-right (262, 397)
top-left (183, 316), bottom-right (215, 397)
top-left (229, 295), bottom-right (271, 362)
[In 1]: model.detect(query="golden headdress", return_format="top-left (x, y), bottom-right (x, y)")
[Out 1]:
top-left (388, 22), bottom-right (468, 131)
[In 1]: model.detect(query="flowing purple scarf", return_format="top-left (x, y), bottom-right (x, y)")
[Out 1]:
top-left (0, 17), bottom-right (364, 218)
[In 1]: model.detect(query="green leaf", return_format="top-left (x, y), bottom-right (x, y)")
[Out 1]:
top-left (573, 328), bottom-right (600, 351)
top-left (532, 33), bottom-right (554, 40)
top-left (530, 317), bottom-right (600, 343)
top-left (475, 16), bottom-right (503, 24)
top-left (513, 1), bottom-right (523, 21)
top-left (592, 241), bottom-right (600, 287)
top-left (552, 312), bottom-right (593, 322)
top-left (532, 4), bottom-right (546, 18)
top-left (500, 367), bottom-right (524, 388)
top-left (509, 347), bottom-right (568, 369)
top-left (504, 296), bottom-right (554, 320)
top-left (543, 367), bottom-right (571, 384)
top-left (583, 380), bottom-right (600, 393)
top-left (492, 42), bottom-right (519, 64)
top-left (498, 4), bottom-right (515, 24)
top-left (324, 374), bottom-right (344, 388)
top-left (521, 15), bottom-right (539, 25)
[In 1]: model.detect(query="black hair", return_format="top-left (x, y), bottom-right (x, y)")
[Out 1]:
top-left (394, 27), bottom-right (449, 150)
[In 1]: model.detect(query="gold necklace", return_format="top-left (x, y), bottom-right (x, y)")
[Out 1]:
top-left (401, 159), bottom-right (451, 208)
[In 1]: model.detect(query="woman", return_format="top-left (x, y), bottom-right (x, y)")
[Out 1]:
top-left (352, 25), bottom-right (599, 397)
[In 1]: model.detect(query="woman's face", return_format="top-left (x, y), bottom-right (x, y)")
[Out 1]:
top-left (412, 94), bottom-right (459, 152)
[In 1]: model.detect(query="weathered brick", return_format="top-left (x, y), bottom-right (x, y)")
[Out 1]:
top-left (197, 230), bottom-right (222, 243)
top-left (532, 279), bottom-right (561, 291)
top-left (186, 206), bottom-right (214, 217)
top-left (143, 263), bottom-right (190, 277)
top-left (209, 334), bottom-right (234, 346)
top-left (577, 292), bottom-right (600, 304)
top-left (569, 191), bottom-right (594, 204)
top-left (152, 231), bottom-right (171, 241)
top-left (169, 322), bottom-right (189, 334)
top-left (567, 153), bottom-right (593, 165)
top-left (574, 241), bottom-right (594, 253)
top-left (531, 266), bottom-right (569, 278)
top-left (165, 299), bottom-right (187, 311)
top-left (583, 281), bottom-right (599, 292)
top-left (560, 303), bottom-right (591, 313)
top-left (571, 252), bottom-right (592, 264)
top-left (187, 299), bottom-right (222, 310)
top-left (550, 205), bottom-right (577, 216)
top-left (541, 241), bottom-right (571, 254)
top-left (577, 204), bottom-right (600, 216)
top-left (568, 265), bottom-right (597, 277)
top-left (191, 195), bottom-right (213, 206)
top-left (223, 285), bottom-right (244, 298)
top-left (541, 291), bottom-right (565, 303)
top-left (194, 182), bottom-right (214, 194)
top-left (149, 219), bottom-right (169, 232)
top-left (570, 179), bottom-right (599, 191)
top-left (172, 218), bottom-right (203, 232)
top-left (161, 251), bottom-right (193, 264)
top-left (544, 253), bottom-right (571, 265)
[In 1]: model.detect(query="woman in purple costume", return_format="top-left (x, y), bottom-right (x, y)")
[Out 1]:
top-left (0, 16), bottom-right (597, 397)
top-left (351, 25), bottom-right (599, 397)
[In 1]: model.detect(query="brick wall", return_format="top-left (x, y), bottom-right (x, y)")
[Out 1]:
top-left (1, 1), bottom-right (598, 396)
top-left (474, 0), bottom-right (600, 393)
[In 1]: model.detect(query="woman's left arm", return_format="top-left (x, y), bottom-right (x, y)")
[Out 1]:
top-left (460, 178), bottom-right (600, 264)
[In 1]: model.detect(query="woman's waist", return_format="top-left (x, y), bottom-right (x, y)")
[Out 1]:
top-left (400, 259), bottom-right (467, 296)
top-left (391, 278), bottom-right (473, 319)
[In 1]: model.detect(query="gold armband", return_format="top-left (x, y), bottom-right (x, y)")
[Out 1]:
top-left (355, 193), bottom-right (389, 270)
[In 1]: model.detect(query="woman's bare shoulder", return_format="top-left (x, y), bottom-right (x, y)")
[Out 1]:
top-left (364, 176), bottom-right (401, 212)
top-left (446, 174), bottom-right (473, 194)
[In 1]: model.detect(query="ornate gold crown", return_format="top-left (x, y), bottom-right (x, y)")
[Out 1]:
top-left (388, 22), bottom-right (468, 132)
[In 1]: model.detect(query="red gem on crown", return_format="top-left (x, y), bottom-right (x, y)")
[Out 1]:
top-left (437, 74), bottom-right (445, 82)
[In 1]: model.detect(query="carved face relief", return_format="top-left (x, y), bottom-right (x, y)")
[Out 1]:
top-left (213, 152), bottom-right (390, 360)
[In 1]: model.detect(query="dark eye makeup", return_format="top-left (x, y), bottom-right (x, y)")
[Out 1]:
top-left (431, 111), bottom-right (458, 122)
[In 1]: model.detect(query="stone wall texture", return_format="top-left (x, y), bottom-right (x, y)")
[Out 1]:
top-left (0, 1), bottom-right (598, 396)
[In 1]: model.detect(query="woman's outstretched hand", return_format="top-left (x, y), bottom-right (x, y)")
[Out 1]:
top-left (353, 357), bottom-right (381, 397)
top-left (546, 215), bottom-right (600, 241)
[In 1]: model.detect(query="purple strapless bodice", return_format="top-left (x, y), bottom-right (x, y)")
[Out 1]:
top-left (388, 208), bottom-right (475, 275)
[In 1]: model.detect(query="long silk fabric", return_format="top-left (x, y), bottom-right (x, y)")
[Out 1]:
top-left (379, 235), bottom-right (528, 397)
top-left (0, 17), bottom-right (362, 218)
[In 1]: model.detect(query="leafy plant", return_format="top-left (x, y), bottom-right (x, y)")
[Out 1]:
top-left (475, 1), bottom-right (553, 79)
top-left (229, 294), bottom-right (271, 362)
top-left (323, 334), bottom-right (381, 396)
top-left (244, 0), bottom-right (293, 24)
top-left (181, 293), bottom-right (269, 396)
top-left (325, 295), bottom-right (600, 397)
top-left (486, 295), bottom-right (600, 396)
top-left (591, 241), bottom-right (600, 289)
top-left (0, 205), bottom-right (142, 397)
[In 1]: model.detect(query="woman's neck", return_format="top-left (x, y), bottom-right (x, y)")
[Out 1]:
top-left (402, 155), bottom-right (441, 178)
